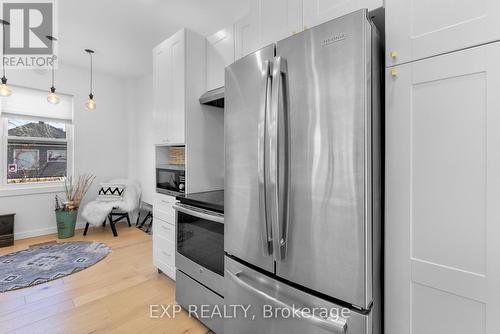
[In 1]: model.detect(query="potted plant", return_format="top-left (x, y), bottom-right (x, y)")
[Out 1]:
top-left (55, 174), bottom-right (95, 239)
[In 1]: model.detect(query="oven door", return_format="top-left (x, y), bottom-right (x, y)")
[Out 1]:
top-left (174, 203), bottom-right (225, 296)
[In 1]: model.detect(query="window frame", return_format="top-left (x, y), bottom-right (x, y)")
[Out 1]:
top-left (0, 116), bottom-right (74, 193)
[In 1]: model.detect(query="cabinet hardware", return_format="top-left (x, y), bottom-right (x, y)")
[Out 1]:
top-left (390, 51), bottom-right (398, 59)
top-left (390, 69), bottom-right (398, 77)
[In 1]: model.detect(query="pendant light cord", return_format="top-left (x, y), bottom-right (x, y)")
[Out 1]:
top-left (51, 55), bottom-right (55, 88)
top-left (2, 21), bottom-right (6, 79)
top-left (89, 52), bottom-right (93, 95)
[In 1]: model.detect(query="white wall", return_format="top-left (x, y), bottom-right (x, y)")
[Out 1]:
top-left (0, 62), bottom-right (129, 239)
top-left (126, 74), bottom-right (155, 205)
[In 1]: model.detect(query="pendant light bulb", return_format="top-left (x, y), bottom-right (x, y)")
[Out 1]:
top-left (0, 77), bottom-right (11, 97)
top-left (84, 49), bottom-right (96, 111)
top-left (47, 87), bottom-right (60, 104)
top-left (45, 37), bottom-right (59, 104)
top-left (85, 94), bottom-right (96, 111)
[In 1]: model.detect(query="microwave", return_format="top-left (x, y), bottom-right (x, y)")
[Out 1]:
top-left (156, 167), bottom-right (185, 195)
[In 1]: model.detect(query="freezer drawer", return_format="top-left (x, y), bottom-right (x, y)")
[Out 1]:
top-left (224, 256), bottom-right (373, 334)
top-left (176, 270), bottom-right (224, 334)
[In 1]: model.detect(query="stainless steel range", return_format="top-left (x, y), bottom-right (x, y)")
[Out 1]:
top-left (174, 190), bottom-right (224, 334)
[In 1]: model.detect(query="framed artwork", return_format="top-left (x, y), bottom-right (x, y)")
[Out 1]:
top-left (47, 149), bottom-right (67, 162)
top-left (13, 149), bottom-right (39, 170)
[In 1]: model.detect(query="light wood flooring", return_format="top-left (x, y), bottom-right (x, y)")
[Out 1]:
top-left (0, 224), bottom-right (212, 334)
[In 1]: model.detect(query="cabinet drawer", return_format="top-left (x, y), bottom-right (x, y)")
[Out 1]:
top-left (176, 270), bottom-right (224, 334)
top-left (154, 234), bottom-right (175, 267)
top-left (154, 193), bottom-right (176, 203)
top-left (153, 196), bottom-right (176, 223)
top-left (154, 218), bottom-right (175, 243)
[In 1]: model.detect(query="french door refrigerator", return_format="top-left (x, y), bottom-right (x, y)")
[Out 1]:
top-left (224, 9), bottom-right (382, 334)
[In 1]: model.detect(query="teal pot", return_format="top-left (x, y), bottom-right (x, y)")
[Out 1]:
top-left (55, 210), bottom-right (78, 239)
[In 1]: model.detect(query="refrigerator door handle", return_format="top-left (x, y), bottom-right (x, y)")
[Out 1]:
top-left (271, 56), bottom-right (290, 261)
top-left (266, 57), bottom-right (279, 262)
top-left (226, 269), bottom-right (348, 333)
top-left (259, 60), bottom-right (273, 256)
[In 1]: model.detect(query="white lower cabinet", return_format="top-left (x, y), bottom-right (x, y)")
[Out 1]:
top-left (153, 194), bottom-right (176, 280)
top-left (386, 42), bottom-right (500, 334)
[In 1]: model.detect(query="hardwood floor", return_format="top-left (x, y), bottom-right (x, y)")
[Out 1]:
top-left (0, 225), bottom-right (212, 334)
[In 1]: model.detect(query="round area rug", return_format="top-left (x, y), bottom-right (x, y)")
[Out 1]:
top-left (0, 241), bottom-right (110, 293)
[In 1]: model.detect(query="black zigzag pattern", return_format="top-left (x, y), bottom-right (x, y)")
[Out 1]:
top-left (98, 187), bottom-right (124, 196)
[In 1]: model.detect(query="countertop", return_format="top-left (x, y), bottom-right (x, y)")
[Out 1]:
top-left (176, 190), bottom-right (224, 213)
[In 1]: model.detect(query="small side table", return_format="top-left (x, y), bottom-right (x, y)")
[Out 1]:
top-left (0, 214), bottom-right (15, 247)
top-left (136, 202), bottom-right (153, 233)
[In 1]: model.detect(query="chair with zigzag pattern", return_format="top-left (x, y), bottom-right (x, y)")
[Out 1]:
top-left (82, 180), bottom-right (141, 237)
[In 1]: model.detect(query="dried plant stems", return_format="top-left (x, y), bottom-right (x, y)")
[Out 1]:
top-left (61, 174), bottom-right (95, 211)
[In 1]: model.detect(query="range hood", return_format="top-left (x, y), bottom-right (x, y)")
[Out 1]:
top-left (199, 87), bottom-right (224, 108)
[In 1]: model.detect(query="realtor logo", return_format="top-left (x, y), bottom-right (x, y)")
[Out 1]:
top-left (0, 0), bottom-right (57, 68)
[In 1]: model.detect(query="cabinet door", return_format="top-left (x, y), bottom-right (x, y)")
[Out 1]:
top-left (386, 0), bottom-right (500, 66)
top-left (206, 25), bottom-right (234, 91)
top-left (386, 43), bottom-right (500, 334)
top-left (303, 0), bottom-right (381, 29)
top-left (234, 14), bottom-right (260, 60)
top-left (153, 31), bottom-right (185, 145)
top-left (153, 40), bottom-right (170, 144)
top-left (257, 0), bottom-right (302, 46)
top-left (167, 30), bottom-right (185, 144)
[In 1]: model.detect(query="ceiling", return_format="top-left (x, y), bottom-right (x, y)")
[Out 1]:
top-left (57, 0), bottom-right (249, 78)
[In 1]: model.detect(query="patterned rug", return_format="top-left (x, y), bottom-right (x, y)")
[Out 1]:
top-left (0, 241), bottom-right (110, 293)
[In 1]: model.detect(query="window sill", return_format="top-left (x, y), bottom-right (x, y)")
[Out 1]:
top-left (0, 183), bottom-right (65, 197)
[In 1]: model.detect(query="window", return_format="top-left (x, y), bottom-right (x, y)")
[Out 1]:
top-left (0, 85), bottom-right (74, 188)
top-left (6, 118), bottom-right (68, 184)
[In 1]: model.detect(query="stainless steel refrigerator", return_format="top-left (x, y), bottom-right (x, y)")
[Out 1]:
top-left (224, 9), bottom-right (382, 334)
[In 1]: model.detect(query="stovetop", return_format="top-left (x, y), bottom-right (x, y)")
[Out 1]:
top-left (176, 190), bottom-right (224, 213)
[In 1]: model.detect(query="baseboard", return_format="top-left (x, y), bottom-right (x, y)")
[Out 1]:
top-left (14, 222), bottom-right (87, 240)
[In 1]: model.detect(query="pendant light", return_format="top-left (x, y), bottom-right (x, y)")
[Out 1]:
top-left (46, 35), bottom-right (59, 104)
top-left (84, 49), bottom-right (96, 110)
top-left (0, 19), bottom-right (11, 97)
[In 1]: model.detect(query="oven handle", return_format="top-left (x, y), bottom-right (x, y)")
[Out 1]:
top-left (172, 204), bottom-right (224, 224)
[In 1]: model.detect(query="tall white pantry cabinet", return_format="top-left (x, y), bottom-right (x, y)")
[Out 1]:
top-left (385, 1), bottom-right (500, 333)
top-left (151, 28), bottom-right (225, 280)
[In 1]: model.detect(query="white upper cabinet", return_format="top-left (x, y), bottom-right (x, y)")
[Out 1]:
top-left (206, 26), bottom-right (234, 91)
top-left (235, 0), bottom-right (383, 61)
top-left (303, 0), bottom-right (382, 29)
top-left (153, 42), bottom-right (169, 145)
top-left (153, 29), bottom-right (186, 145)
top-left (385, 42), bottom-right (500, 334)
top-left (386, 0), bottom-right (500, 66)
top-left (234, 14), bottom-right (259, 60)
top-left (257, 0), bottom-right (303, 46)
